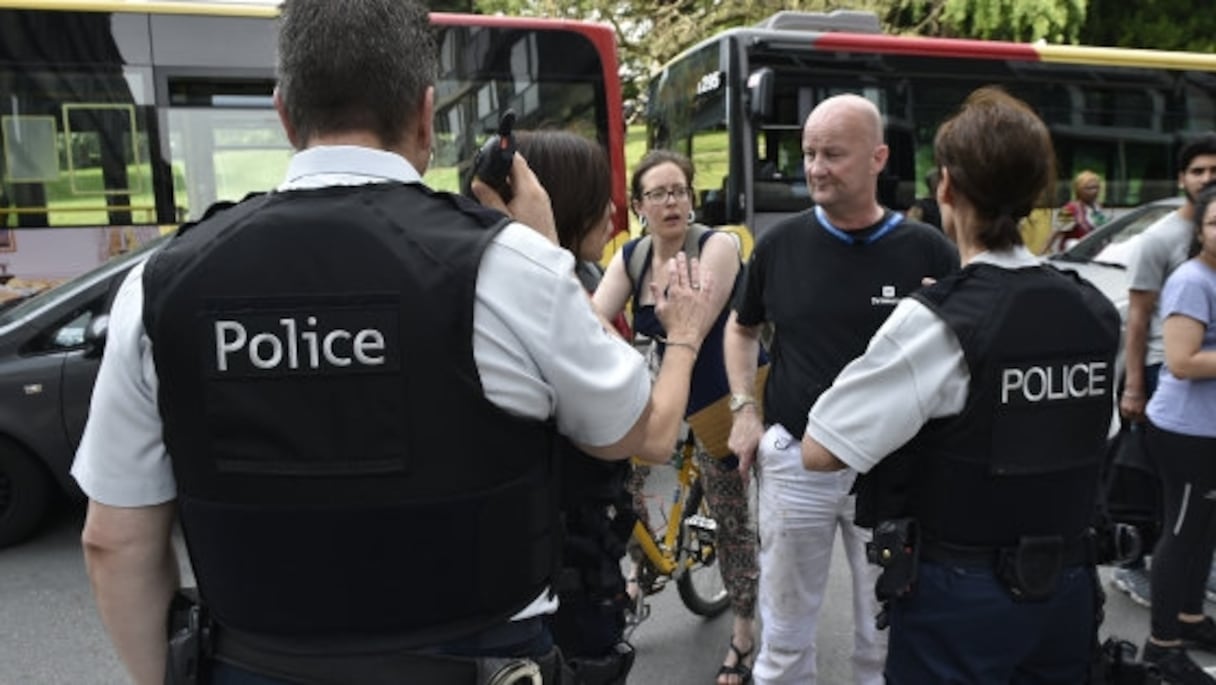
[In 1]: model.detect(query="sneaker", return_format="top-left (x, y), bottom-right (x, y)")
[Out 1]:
top-left (1142, 641), bottom-right (1216, 684)
top-left (1181, 616), bottom-right (1216, 653)
top-left (1114, 566), bottom-right (1153, 608)
top-left (1206, 563), bottom-right (1216, 603)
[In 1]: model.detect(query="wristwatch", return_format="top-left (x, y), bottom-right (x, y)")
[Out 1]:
top-left (729, 393), bottom-right (756, 413)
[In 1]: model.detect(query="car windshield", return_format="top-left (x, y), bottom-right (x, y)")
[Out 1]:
top-left (0, 234), bottom-right (170, 329)
top-left (1055, 203), bottom-right (1177, 264)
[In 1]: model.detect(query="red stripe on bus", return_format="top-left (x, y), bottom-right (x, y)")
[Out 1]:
top-left (813, 33), bottom-right (1040, 62)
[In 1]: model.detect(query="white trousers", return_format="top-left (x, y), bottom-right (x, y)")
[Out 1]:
top-left (753, 424), bottom-right (887, 685)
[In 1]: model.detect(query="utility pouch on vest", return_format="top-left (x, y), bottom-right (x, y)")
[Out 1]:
top-left (997, 535), bottom-right (1062, 602)
top-left (867, 518), bottom-right (920, 603)
top-left (165, 588), bottom-right (211, 685)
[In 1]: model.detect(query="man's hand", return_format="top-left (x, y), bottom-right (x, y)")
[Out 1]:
top-left (653, 252), bottom-right (716, 348)
top-left (728, 407), bottom-right (763, 485)
top-left (1119, 391), bottom-right (1147, 422)
top-left (470, 154), bottom-right (558, 245)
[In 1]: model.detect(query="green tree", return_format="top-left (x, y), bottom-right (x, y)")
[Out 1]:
top-left (1078, 0), bottom-right (1216, 51)
top-left (886, 0), bottom-right (1088, 42)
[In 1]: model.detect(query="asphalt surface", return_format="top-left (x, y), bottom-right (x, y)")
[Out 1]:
top-left (3, 478), bottom-right (1215, 683)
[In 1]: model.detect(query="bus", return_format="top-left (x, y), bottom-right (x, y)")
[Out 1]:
top-left (646, 9), bottom-right (1216, 253)
top-left (0, 0), bottom-right (626, 287)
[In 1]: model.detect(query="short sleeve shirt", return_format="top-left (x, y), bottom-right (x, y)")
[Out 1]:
top-left (71, 146), bottom-right (651, 507)
top-left (733, 208), bottom-right (958, 435)
top-left (1146, 258), bottom-right (1216, 438)
top-left (1128, 211), bottom-right (1192, 366)
top-left (805, 247), bottom-right (1041, 473)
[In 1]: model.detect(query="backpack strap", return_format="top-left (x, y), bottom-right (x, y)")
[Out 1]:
top-left (624, 234), bottom-right (651, 292)
top-left (625, 223), bottom-right (719, 290)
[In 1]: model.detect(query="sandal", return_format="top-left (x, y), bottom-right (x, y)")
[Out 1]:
top-left (716, 640), bottom-right (753, 685)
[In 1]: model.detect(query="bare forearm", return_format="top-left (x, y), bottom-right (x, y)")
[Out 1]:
top-left (1123, 326), bottom-right (1148, 391)
top-left (724, 315), bottom-right (760, 395)
top-left (82, 502), bottom-right (179, 685)
top-left (635, 346), bottom-right (698, 462)
top-left (801, 433), bottom-right (847, 471)
top-left (1168, 350), bottom-right (1216, 379)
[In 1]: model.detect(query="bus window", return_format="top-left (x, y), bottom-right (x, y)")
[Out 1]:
top-left (165, 79), bottom-right (291, 222)
top-left (0, 66), bottom-right (155, 229)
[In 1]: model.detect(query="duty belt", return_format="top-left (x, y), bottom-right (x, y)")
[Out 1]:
top-left (212, 617), bottom-right (556, 685)
top-left (919, 536), bottom-right (1091, 568)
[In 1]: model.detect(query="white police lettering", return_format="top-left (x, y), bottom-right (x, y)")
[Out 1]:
top-left (1000, 361), bottom-right (1108, 404)
top-left (215, 316), bottom-right (386, 372)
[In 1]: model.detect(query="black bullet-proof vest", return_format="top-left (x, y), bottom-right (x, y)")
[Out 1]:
top-left (142, 183), bottom-right (558, 647)
top-left (904, 263), bottom-right (1120, 547)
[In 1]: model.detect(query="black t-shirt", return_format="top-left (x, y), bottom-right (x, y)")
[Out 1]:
top-left (733, 208), bottom-right (958, 436)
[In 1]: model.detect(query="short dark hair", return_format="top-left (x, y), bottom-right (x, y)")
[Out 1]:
top-left (1179, 134), bottom-right (1216, 174)
top-left (516, 131), bottom-right (612, 255)
top-left (277, 0), bottom-right (437, 148)
top-left (1189, 180), bottom-right (1216, 258)
top-left (934, 86), bottom-right (1055, 251)
top-left (630, 149), bottom-right (695, 203)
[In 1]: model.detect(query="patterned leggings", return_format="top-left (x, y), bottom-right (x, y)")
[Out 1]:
top-left (628, 443), bottom-right (759, 619)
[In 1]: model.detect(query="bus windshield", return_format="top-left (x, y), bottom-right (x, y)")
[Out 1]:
top-left (648, 12), bottom-right (1216, 248)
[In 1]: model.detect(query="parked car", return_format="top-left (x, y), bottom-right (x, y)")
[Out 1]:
top-left (1047, 197), bottom-right (1183, 434)
top-left (0, 235), bottom-right (168, 548)
top-left (1049, 197), bottom-right (1184, 318)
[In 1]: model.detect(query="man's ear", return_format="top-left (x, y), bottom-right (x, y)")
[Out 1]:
top-left (410, 86), bottom-right (435, 173)
top-left (273, 87), bottom-right (302, 149)
top-left (872, 143), bottom-right (889, 174)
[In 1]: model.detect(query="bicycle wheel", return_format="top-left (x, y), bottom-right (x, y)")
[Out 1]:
top-left (676, 478), bottom-right (731, 617)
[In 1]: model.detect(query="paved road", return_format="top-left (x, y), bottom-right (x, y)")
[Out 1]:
top-left (3, 489), bottom-right (1214, 683)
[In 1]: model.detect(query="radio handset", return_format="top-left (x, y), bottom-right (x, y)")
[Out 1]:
top-left (466, 110), bottom-right (517, 202)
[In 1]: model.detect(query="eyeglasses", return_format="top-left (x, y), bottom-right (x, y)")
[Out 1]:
top-left (640, 186), bottom-right (691, 204)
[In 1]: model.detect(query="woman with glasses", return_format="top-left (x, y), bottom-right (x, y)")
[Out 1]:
top-left (595, 149), bottom-right (761, 685)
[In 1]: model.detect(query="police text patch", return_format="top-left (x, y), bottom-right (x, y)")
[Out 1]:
top-left (999, 360), bottom-right (1108, 406)
top-left (204, 296), bottom-right (400, 378)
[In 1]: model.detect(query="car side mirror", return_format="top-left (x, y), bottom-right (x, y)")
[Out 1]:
top-left (83, 314), bottom-right (109, 359)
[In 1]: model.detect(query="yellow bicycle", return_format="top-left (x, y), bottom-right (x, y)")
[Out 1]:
top-left (626, 434), bottom-right (730, 631)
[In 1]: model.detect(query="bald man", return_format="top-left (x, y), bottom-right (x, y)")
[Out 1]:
top-left (725, 94), bottom-right (957, 684)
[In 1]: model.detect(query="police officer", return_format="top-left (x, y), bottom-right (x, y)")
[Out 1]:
top-left (72, 1), bottom-right (717, 684)
top-left (802, 87), bottom-right (1119, 683)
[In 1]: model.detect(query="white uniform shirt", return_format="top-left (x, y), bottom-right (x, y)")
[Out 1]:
top-left (805, 247), bottom-right (1041, 474)
top-left (71, 145), bottom-right (651, 618)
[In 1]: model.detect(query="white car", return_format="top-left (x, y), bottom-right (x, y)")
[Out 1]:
top-left (1046, 197), bottom-right (1184, 434)
top-left (1048, 197), bottom-right (1184, 319)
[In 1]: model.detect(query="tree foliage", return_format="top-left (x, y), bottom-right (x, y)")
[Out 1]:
top-left (886, 0), bottom-right (1088, 43)
top-left (1078, 0), bottom-right (1216, 52)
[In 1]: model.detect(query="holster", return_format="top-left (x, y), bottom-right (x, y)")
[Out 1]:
top-left (566, 641), bottom-right (635, 685)
top-left (996, 536), bottom-right (1063, 602)
top-left (165, 588), bottom-right (211, 685)
top-left (867, 518), bottom-right (920, 603)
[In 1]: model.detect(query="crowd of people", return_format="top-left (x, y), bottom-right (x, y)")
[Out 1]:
top-left (69, 1), bottom-right (1216, 684)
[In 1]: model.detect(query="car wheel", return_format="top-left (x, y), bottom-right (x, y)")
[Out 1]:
top-left (0, 440), bottom-right (53, 548)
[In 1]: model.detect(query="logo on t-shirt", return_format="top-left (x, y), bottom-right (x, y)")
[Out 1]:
top-left (870, 285), bottom-right (899, 306)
